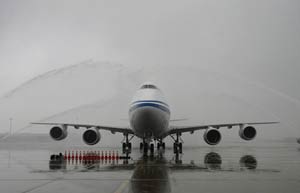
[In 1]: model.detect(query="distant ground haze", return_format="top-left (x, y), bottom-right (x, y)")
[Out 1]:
top-left (0, 0), bottom-right (299, 141)
top-left (0, 61), bottom-right (298, 144)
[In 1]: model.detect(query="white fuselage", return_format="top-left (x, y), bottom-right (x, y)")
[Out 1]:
top-left (129, 86), bottom-right (170, 140)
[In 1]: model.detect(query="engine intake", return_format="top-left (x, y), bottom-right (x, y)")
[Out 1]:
top-left (239, 125), bottom-right (256, 140)
top-left (50, 126), bottom-right (67, 141)
top-left (203, 128), bottom-right (222, 145)
top-left (83, 128), bottom-right (101, 145)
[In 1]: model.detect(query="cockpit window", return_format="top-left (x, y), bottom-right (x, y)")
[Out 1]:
top-left (141, 84), bottom-right (157, 89)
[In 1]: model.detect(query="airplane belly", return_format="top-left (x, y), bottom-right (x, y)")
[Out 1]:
top-left (130, 106), bottom-right (170, 139)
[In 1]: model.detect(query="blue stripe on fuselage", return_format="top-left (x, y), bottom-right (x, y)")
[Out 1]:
top-left (131, 100), bottom-right (169, 107)
top-left (130, 102), bottom-right (170, 114)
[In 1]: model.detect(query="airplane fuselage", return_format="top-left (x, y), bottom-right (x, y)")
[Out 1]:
top-left (129, 84), bottom-right (170, 140)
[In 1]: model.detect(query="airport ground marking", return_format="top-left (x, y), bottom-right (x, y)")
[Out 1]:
top-left (113, 180), bottom-right (129, 193)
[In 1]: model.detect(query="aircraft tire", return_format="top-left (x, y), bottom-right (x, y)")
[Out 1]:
top-left (179, 143), bottom-right (183, 154)
top-left (162, 142), bottom-right (166, 149)
top-left (140, 142), bottom-right (143, 150)
top-left (143, 143), bottom-right (148, 154)
top-left (150, 144), bottom-right (154, 154)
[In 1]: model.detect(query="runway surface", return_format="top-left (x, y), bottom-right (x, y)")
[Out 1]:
top-left (0, 135), bottom-right (299, 193)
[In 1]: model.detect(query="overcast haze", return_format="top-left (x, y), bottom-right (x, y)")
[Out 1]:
top-left (0, 0), bottom-right (300, 139)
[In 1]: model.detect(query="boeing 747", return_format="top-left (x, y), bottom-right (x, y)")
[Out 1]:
top-left (32, 82), bottom-right (278, 154)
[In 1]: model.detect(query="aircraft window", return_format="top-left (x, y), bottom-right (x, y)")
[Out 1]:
top-left (141, 84), bottom-right (157, 89)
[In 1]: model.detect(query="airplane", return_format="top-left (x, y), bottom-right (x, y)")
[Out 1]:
top-left (32, 82), bottom-right (279, 154)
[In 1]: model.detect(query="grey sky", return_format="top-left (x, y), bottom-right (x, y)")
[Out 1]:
top-left (0, 0), bottom-right (299, 97)
top-left (0, 0), bottom-right (299, 139)
top-left (0, 0), bottom-right (299, 135)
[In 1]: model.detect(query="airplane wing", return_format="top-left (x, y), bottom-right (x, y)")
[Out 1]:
top-left (31, 122), bottom-right (134, 135)
top-left (168, 121), bottom-right (279, 135)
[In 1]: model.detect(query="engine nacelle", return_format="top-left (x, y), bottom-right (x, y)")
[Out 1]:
top-left (239, 125), bottom-right (257, 141)
top-left (203, 128), bottom-right (222, 145)
top-left (49, 125), bottom-right (68, 141)
top-left (82, 128), bottom-right (101, 145)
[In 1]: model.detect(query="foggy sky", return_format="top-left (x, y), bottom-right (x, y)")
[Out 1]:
top-left (0, 0), bottom-right (299, 97)
top-left (0, 0), bottom-right (300, 139)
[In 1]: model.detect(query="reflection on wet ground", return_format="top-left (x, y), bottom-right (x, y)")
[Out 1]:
top-left (0, 141), bottom-right (300, 193)
top-left (47, 151), bottom-right (263, 193)
top-left (47, 151), bottom-right (265, 173)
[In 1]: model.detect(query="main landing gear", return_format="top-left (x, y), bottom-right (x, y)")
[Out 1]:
top-left (139, 142), bottom-right (148, 154)
top-left (139, 140), bottom-right (165, 155)
top-left (122, 133), bottom-right (134, 154)
top-left (139, 142), bottom-right (153, 154)
top-left (171, 132), bottom-right (183, 154)
top-left (157, 141), bottom-right (166, 150)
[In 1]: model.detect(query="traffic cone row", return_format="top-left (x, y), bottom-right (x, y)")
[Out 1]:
top-left (64, 150), bottom-right (120, 161)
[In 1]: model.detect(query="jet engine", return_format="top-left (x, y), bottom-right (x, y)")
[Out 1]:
top-left (49, 125), bottom-right (68, 141)
top-left (82, 128), bottom-right (101, 145)
top-left (203, 128), bottom-right (222, 145)
top-left (239, 125), bottom-right (256, 140)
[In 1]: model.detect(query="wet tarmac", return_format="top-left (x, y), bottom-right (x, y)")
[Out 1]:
top-left (0, 137), bottom-right (300, 193)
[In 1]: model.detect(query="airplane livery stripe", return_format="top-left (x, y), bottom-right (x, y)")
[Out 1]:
top-left (131, 100), bottom-right (169, 107)
top-left (130, 102), bottom-right (170, 114)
